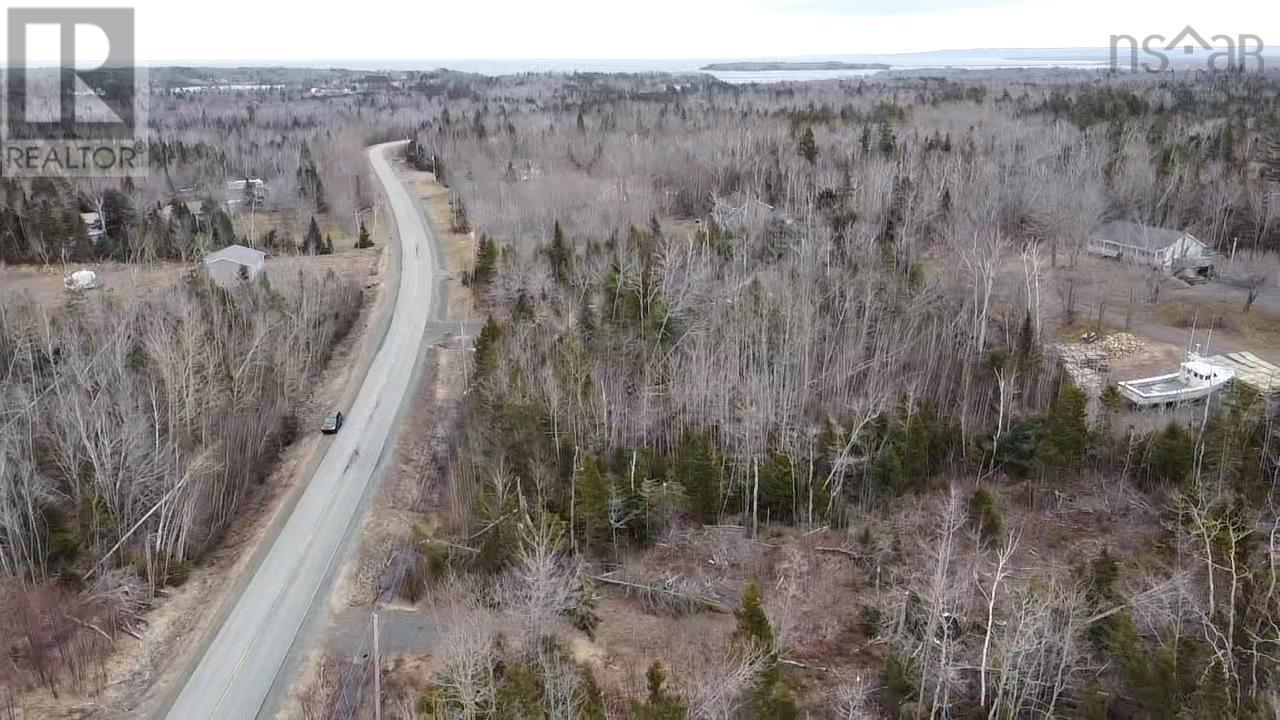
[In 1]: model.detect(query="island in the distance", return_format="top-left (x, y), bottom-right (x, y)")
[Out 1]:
top-left (701, 61), bottom-right (891, 71)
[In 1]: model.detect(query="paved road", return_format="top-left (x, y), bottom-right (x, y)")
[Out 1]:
top-left (163, 141), bottom-right (442, 719)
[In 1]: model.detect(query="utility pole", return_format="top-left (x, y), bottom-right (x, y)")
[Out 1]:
top-left (372, 609), bottom-right (381, 720)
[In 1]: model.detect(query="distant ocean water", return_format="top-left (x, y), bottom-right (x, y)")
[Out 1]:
top-left (149, 50), bottom-right (1118, 83)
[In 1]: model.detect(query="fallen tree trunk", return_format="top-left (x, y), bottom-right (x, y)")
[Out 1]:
top-left (589, 575), bottom-right (730, 615)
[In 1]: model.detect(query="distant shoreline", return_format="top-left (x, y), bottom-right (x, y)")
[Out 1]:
top-left (700, 61), bottom-right (891, 72)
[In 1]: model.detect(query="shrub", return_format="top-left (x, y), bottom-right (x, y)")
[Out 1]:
top-left (967, 488), bottom-right (1003, 543)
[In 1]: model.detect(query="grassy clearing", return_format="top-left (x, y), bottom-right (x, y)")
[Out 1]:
top-left (1153, 298), bottom-right (1280, 348)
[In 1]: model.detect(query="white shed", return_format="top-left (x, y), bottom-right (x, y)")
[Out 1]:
top-left (203, 244), bottom-right (266, 289)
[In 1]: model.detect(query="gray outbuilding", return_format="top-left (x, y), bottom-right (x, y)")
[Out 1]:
top-left (203, 244), bottom-right (266, 289)
top-left (1087, 221), bottom-right (1215, 279)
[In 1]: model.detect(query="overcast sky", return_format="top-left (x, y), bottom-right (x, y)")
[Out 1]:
top-left (5, 0), bottom-right (1277, 63)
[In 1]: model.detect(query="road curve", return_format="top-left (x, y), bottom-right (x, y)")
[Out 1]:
top-left (163, 141), bottom-right (440, 719)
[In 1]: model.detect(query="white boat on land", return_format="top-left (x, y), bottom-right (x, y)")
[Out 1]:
top-left (1118, 351), bottom-right (1234, 408)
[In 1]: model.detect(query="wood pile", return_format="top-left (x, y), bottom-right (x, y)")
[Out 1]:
top-left (1099, 332), bottom-right (1145, 357)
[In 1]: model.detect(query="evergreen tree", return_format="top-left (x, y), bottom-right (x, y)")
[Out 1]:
top-left (676, 431), bottom-right (721, 521)
top-left (877, 120), bottom-right (898, 156)
top-left (1015, 310), bottom-right (1038, 369)
top-left (968, 488), bottom-right (1003, 543)
top-left (870, 441), bottom-right (905, 499)
top-left (356, 222), bottom-right (373, 249)
top-left (574, 455), bottom-right (611, 552)
top-left (631, 662), bottom-right (687, 720)
top-left (548, 220), bottom-right (571, 284)
top-left (472, 316), bottom-right (502, 383)
top-left (733, 583), bottom-right (774, 652)
top-left (731, 584), bottom-right (798, 719)
top-left (296, 141), bottom-right (328, 211)
top-left (100, 189), bottom-right (135, 260)
top-left (1138, 423), bottom-right (1194, 489)
top-left (304, 216), bottom-right (322, 255)
top-left (211, 208), bottom-right (236, 249)
top-left (1219, 123), bottom-right (1236, 170)
top-left (1042, 381), bottom-right (1089, 471)
top-left (798, 126), bottom-right (818, 165)
top-left (756, 454), bottom-right (797, 523)
top-left (473, 233), bottom-right (497, 284)
top-left (1263, 126), bottom-right (1280, 183)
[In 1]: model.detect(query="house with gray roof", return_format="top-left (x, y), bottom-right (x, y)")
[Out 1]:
top-left (203, 244), bottom-right (266, 289)
top-left (1087, 221), bottom-right (1214, 279)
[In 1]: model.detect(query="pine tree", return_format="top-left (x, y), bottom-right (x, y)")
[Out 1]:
top-left (101, 189), bottom-right (135, 260)
top-left (1042, 381), bottom-right (1089, 471)
top-left (877, 120), bottom-right (898, 156)
top-left (296, 141), bottom-right (327, 211)
top-left (870, 443), bottom-right (905, 499)
top-left (472, 316), bottom-right (502, 382)
top-left (732, 583), bottom-right (774, 652)
top-left (304, 216), bottom-right (322, 255)
top-left (1016, 310), bottom-right (1039, 370)
top-left (1261, 125), bottom-right (1280, 183)
top-left (731, 584), bottom-right (798, 719)
top-left (212, 208), bottom-right (236, 249)
top-left (631, 662), bottom-right (687, 720)
top-left (356, 222), bottom-right (373, 249)
top-left (574, 455), bottom-right (611, 552)
top-left (473, 233), bottom-right (497, 284)
top-left (1139, 423), bottom-right (1193, 489)
top-left (967, 488), bottom-right (1003, 543)
top-left (798, 126), bottom-right (818, 165)
top-left (548, 220), bottom-right (571, 283)
top-left (677, 431), bottom-right (721, 521)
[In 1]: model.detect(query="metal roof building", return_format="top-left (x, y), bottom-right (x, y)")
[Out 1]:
top-left (203, 244), bottom-right (266, 289)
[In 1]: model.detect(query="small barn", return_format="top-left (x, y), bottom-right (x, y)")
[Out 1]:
top-left (203, 244), bottom-right (266, 289)
top-left (1087, 221), bottom-right (1215, 278)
